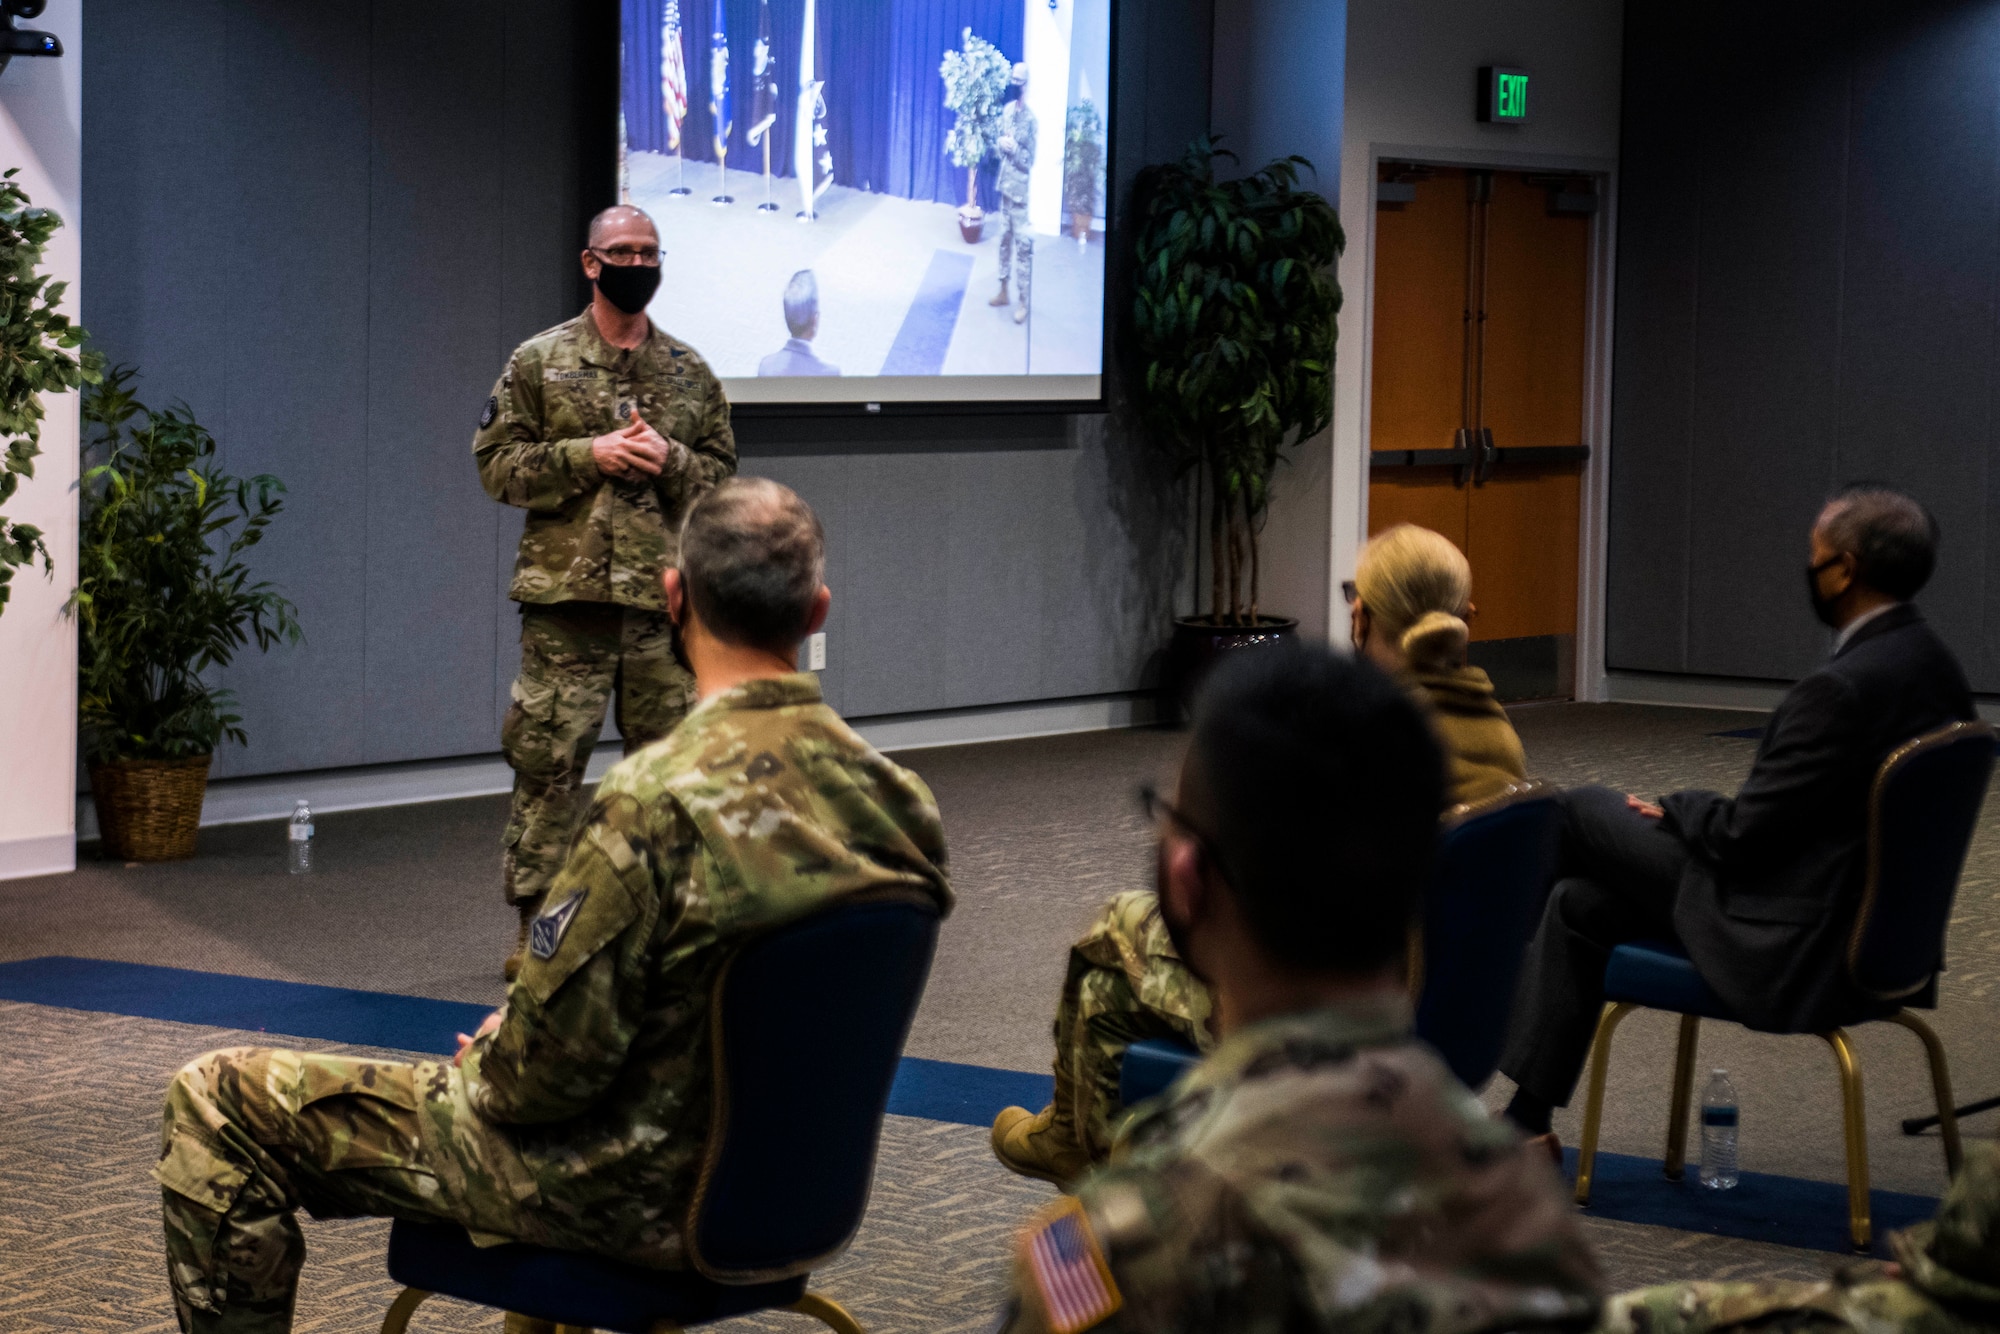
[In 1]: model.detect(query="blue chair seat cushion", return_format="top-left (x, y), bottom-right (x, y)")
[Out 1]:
top-left (386, 1220), bottom-right (807, 1334)
top-left (1603, 939), bottom-right (1736, 1021)
top-left (1120, 1037), bottom-right (1201, 1108)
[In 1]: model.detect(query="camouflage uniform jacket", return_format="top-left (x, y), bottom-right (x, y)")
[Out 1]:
top-left (1601, 1136), bottom-right (2000, 1334)
top-left (474, 309), bottom-right (736, 610)
top-left (998, 101), bottom-right (1037, 204)
top-left (1004, 994), bottom-right (1604, 1334)
top-left (420, 673), bottom-right (951, 1265)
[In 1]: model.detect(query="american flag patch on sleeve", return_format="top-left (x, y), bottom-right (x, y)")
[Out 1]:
top-left (1021, 1196), bottom-right (1122, 1334)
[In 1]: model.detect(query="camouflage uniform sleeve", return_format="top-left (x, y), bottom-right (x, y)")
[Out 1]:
top-left (473, 345), bottom-right (605, 512)
top-left (461, 790), bottom-right (685, 1124)
top-left (662, 361), bottom-right (736, 500)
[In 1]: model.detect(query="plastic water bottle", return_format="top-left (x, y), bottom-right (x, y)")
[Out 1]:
top-left (288, 800), bottom-right (315, 875)
top-left (1699, 1069), bottom-right (1740, 1190)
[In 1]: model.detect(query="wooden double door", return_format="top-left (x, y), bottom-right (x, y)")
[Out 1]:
top-left (1367, 165), bottom-right (1593, 694)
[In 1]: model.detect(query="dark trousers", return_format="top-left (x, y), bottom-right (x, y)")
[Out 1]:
top-left (1499, 785), bottom-right (1693, 1107)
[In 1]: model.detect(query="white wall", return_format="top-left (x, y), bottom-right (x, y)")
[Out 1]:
top-left (1337, 0), bottom-right (1622, 680)
top-left (0, 1), bottom-right (82, 880)
top-left (1208, 0), bottom-right (1345, 639)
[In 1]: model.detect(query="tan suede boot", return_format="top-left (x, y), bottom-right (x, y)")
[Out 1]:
top-left (988, 280), bottom-right (1010, 307)
top-left (991, 1103), bottom-right (1092, 1186)
top-left (502, 896), bottom-right (543, 983)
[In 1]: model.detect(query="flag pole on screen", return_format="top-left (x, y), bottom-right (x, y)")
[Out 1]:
top-left (794, 0), bottom-right (832, 222)
top-left (749, 0), bottom-right (781, 212)
top-left (710, 0), bottom-right (734, 204)
top-left (663, 0), bottom-right (691, 196)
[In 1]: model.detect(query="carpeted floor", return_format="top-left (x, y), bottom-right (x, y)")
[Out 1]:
top-left (3, 700), bottom-right (1995, 1329)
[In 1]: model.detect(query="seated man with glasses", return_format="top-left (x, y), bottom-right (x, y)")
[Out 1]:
top-left (997, 645), bottom-right (1601, 1334)
top-left (475, 204), bottom-right (737, 982)
top-left (994, 523), bottom-right (1528, 1184)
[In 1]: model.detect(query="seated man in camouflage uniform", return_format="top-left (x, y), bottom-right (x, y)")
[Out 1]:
top-left (155, 478), bottom-right (952, 1334)
top-left (1600, 1133), bottom-right (2000, 1334)
top-left (999, 644), bottom-right (1603, 1334)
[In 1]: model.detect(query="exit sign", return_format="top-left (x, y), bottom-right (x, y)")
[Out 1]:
top-left (1478, 66), bottom-right (1530, 124)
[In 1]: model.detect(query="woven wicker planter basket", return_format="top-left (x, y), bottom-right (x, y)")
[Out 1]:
top-left (89, 755), bottom-right (211, 862)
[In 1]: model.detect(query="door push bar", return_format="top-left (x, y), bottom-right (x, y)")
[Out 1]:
top-left (1370, 428), bottom-right (1590, 486)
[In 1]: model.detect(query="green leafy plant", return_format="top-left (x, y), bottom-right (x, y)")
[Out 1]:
top-left (940, 29), bottom-right (1011, 212)
top-left (0, 168), bottom-right (97, 616)
top-left (69, 365), bottom-right (302, 763)
top-left (1130, 136), bottom-right (1344, 626)
top-left (1062, 101), bottom-right (1104, 226)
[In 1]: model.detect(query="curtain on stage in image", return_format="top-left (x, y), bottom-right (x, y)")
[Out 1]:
top-left (622, 0), bottom-right (1022, 210)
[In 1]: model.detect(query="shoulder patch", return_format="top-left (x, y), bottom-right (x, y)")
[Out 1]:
top-left (1021, 1196), bottom-right (1122, 1334)
top-left (479, 396), bottom-right (498, 429)
top-left (529, 890), bottom-right (587, 960)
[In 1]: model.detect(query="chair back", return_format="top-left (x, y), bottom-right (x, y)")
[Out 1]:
top-left (686, 891), bottom-right (941, 1284)
top-left (1412, 783), bottom-right (1563, 1088)
top-left (1848, 721), bottom-right (1995, 1000)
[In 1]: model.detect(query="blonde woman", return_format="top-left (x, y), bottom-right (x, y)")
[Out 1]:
top-left (1348, 523), bottom-right (1527, 806)
top-left (991, 523), bottom-right (1532, 1186)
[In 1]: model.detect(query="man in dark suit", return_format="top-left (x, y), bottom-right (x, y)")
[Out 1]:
top-left (1501, 486), bottom-right (1974, 1147)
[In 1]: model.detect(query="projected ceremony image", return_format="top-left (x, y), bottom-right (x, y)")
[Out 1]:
top-left (620, 0), bottom-right (1111, 401)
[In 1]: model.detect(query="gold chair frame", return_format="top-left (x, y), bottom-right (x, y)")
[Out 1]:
top-left (1571, 721), bottom-right (1992, 1252)
top-left (379, 889), bottom-right (937, 1334)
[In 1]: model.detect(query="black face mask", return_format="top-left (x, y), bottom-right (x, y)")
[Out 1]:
top-left (595, 261), bottom-right (661, 315)
top-left (1806, 556), bottom-right (1845, 627)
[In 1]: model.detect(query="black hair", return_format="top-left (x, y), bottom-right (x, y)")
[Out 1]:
top-left (1823, 484), bottom-right (1938, 600)
top-left (678, 478), bottom-right (825, 655)
top-left (1182, 642), bottom-right (1443, 974)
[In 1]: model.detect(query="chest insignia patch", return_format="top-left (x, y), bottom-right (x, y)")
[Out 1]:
top-left (1021, 1196), bottom-right (1122, 1334)
top-left (479, 396), bottom-right (498, 429)
top-left (529, 890), bottom-right (587, 961)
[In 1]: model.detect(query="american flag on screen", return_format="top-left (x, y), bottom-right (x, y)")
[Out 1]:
top-left (1022, 1198), bottom-right (1122, 1334)
top-left (660, 0), bottom-right (688, 150)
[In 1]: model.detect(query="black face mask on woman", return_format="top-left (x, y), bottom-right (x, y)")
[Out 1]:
top-left (594, 261), bottom-right (661, 315)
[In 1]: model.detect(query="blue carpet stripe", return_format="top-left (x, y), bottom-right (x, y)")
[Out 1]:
top-left (878, 248), bottom-right (974, 375)
top-left (0, 956), bottom-right (1938, 1255)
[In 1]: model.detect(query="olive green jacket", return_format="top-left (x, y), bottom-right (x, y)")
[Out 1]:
top-left (1408, 664), bottom-right (1530, 807)
top-left (473, 309), bottom-right (736, 609)
top-left (418, 674), bottom-right (951, 1266)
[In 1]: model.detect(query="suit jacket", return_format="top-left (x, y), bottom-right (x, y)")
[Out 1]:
top-left (757, 338), bottom-right (840, 377)
top-left (1663, 604), bottom-right (1974, 1032)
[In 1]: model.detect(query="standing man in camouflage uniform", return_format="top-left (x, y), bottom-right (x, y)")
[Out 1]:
top-left (1599, 1132), bottom-right (2000, 1334)
top-left (988, 63), bottom-right (1036, 326)
top-left (998, 645), bottom-right (1603, 1334)
top-left (156, 481), bottom-right (951, 1333)
top-left (476, 204), bottom-right (737, 980)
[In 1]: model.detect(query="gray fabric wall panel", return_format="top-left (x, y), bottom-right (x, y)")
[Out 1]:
top-left (84, 0), bottom-right (1208, 778)
top-left (361, 6), bottom-right (508, 764)
top-left (1602, 5), bottom-right (1699, 672)
top-left (1612, 1), bottom-right (2000, 690)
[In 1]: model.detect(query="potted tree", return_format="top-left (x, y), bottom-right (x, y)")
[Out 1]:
top-left (1129, 136), bottom-right (1344, 702)
top-left (940, 29), bottom-right (1010, 243)
top-left (70, 366), bottom-right (302, 861)
top-left (0, 168), bottom-right (95, 617)
top-left (1063, 100), bottom-right (1104, 245)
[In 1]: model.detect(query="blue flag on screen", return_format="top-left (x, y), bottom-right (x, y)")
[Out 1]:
top-left (794, 0), bottom-right (832, 217)
top-left (709, 0), bottom-right (731, 161)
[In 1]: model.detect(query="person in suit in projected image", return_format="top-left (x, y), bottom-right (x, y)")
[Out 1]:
top-left (1499, 484), bottom-right (1975, 1155)
top-left (758, 269), bottom-right (841, 376)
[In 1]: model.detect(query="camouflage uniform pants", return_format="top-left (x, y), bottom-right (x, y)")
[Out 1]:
top-left (997, 196), bottom-right (1033, 307)
top-left (158, 1048), bottom-right (471, 1334)
top-left (501, 601), bottom-right (694, 904)
top-left (1056, 890), bottom-right (1216, 1159)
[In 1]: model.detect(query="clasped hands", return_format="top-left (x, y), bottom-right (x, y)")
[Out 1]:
top-left (592, 413), bottom-right (680, 480)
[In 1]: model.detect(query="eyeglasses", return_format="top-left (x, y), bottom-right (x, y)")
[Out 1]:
top-left (1138, 782), bottom-right (1235, 887)
top-left (591, 245), bottom-right (663, 266)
